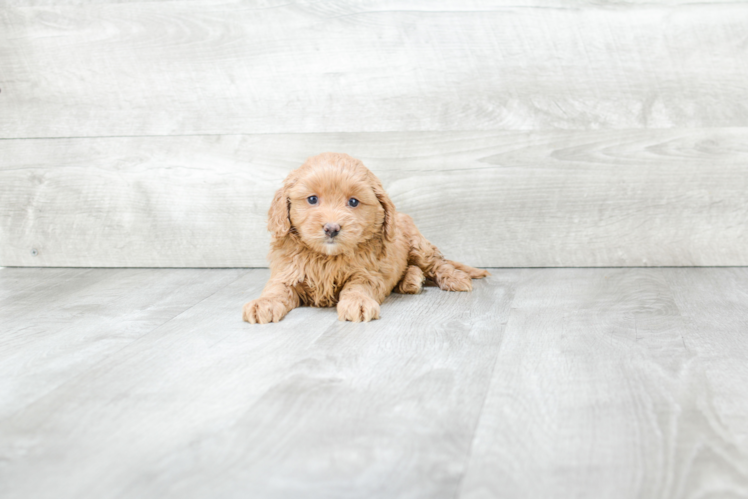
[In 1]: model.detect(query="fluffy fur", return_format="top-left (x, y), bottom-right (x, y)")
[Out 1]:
top-left (243, 152), bottom-right (489, 323)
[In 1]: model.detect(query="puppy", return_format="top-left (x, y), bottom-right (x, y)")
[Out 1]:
top-left (243, 152), bottom-right (489, 323)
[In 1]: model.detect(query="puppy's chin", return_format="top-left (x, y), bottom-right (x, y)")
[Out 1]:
top-left (302, 237), bottom-right (348, 257)
top-left (320, 241), bottom-right (345, 256)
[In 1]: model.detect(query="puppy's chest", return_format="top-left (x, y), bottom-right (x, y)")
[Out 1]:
top-left (296, 265), bottom-right (351, 307)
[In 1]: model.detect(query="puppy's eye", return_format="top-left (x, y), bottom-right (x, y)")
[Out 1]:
top-left (307, 196), bottom-right (318, 205)
top-left (347, 198), bottom-right (359, 208)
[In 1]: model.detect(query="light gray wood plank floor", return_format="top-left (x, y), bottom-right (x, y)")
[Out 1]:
top-left (1, 267), bottom-right (747, 497)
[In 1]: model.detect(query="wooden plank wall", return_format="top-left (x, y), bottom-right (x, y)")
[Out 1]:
top-left (1, 0), bottom-right (747, 267)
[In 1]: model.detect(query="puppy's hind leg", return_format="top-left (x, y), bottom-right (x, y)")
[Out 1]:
top-left (406, 238), bottom-right (473, 292)
top-left (399, 214), bottom-right (487, 293)
top-left (431, 259), bottom-right (473, 292)
top-left (447, 260), bottom-right (491, 279)
top-left (396, 265), bottom-right (425, 294)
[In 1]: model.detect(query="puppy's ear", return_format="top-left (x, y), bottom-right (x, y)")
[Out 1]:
top-left (267, 185), bottom-right (291, 239)
top-left (369, 172), bottom-right (397, 242)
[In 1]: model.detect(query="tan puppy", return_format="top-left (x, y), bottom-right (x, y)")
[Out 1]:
top-left (243, 152), bottom-right (489, 323)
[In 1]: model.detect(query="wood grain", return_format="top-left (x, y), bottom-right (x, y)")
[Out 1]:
top-left (0, 267), bottom-right (85, 303)
top-left (0, 267), bottom-right (519, 497)
top-left (459, 268), bottom-right (748, 497)
top-left (0, 268), bottom-right (247, 420)
top-left (2, 267), bottom-right (748, 496)
top-left (2, 128), bottom-right (747, 267)
top-left (1, 1), bottom-right (748, 138)
top-left (661, 268), bottom-right (748, 497)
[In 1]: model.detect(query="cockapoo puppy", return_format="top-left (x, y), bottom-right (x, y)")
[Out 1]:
top-left (243, 152), bottom-right (489, 323)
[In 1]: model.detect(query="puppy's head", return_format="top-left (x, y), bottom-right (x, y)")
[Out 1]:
top-left (268, 153), bottom-right (396, 255)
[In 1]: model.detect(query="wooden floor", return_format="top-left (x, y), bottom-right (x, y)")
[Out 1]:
top-left (1, 267), bottom-right (748, 498)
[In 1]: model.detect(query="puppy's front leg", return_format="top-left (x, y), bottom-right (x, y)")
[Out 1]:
top-left (337, 281), bottom-right (382, 323)
top-left (243, 280), bottom-right (300, 324)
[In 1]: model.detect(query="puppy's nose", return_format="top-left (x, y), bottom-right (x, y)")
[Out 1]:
top-left (323, 223), bottom-right (341, 238)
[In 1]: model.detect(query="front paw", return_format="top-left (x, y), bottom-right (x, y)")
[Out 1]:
top-left (337, 294), bottom-right (381, 322)
top-left (243, 298), bottom-right (288, 324)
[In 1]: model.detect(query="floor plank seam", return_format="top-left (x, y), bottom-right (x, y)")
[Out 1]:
top-left (453, 272), bottom-right (521, 498)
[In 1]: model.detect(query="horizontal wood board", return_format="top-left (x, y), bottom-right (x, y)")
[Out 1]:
top-left (1, 1), bottom-right (748, 137)
top-left (3, 0), bottom-right (747, 267)
top-left (1, 129), bottom-right (747, 267)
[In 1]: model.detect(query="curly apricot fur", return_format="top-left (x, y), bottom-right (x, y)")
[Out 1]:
top-left (243, 153), bottom-right (489, 323)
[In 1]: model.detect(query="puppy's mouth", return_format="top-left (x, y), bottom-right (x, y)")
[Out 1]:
top-left (320, 237), bottom-right (343, 255)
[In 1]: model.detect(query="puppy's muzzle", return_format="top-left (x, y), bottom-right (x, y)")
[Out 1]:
top-left (323, 223), bottom-right (341, 238)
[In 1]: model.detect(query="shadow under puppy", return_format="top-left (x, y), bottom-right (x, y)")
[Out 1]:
top-left (243, 152), bottom-right (489, 323)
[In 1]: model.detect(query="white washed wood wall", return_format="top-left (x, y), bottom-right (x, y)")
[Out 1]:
top-left (1, 0), bottom-right (747, 267)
